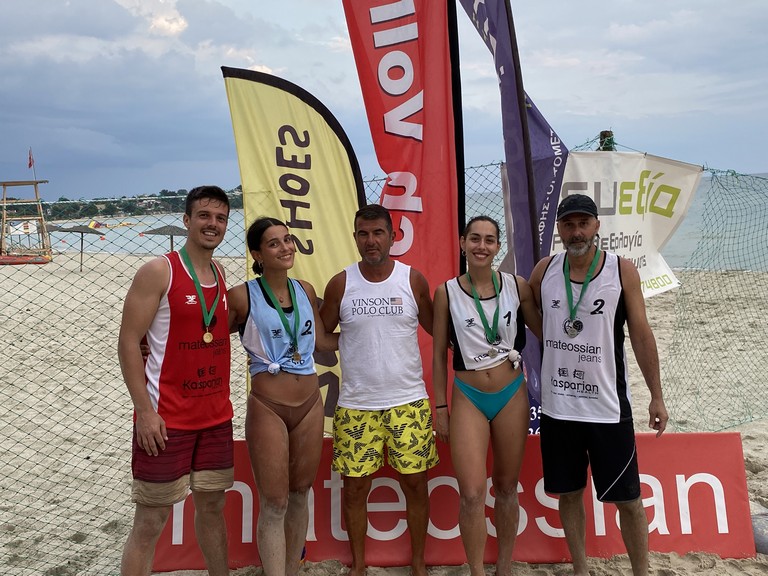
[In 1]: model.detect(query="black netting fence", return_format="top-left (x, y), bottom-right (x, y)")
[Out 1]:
top-left (1, 163), bottom-right (765, 574)
top-left (0, 164), bottom-right (504, 574)
top-left (661, 171), bottom-right (768, 430)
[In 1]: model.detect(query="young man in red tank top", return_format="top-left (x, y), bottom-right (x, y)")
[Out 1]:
top-left (118, 186), bottom-right (233, 576)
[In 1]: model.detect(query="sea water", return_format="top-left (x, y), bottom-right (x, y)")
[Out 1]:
top-left (45, 175), bottom-right (763, 271)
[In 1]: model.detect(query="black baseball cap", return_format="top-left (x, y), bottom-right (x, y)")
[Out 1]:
top-left (556, 194), bottom-right (598, 220)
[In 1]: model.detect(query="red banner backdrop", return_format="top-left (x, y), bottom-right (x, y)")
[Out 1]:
top-left (341, 0), bottom-right (461, 392)
top-left (153, 433), bottom-right (755, 571)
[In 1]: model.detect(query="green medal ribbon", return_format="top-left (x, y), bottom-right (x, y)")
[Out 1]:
top-left (467, 271), bottom-right (500, 345)
top-left (259, 277), bottom-right (300, 354)
top-left (179, 247), bottom-right (220, 341)
top-left (564, 247), bottom-right (601, 321)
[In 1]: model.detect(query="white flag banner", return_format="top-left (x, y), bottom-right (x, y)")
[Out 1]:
top-left (556, 151), bottom-right (703, 297)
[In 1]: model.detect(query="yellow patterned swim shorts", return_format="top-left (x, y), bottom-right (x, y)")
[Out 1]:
top-left (332, 398), bottom-right (439, 477)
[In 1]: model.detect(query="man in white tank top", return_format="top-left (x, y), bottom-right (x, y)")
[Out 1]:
top-left (529, 194), bottom-right (669, 576)
top-left (320, 204), bottom-right (438, 576)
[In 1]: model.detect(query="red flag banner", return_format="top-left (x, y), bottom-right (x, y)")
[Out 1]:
top-left (342, 0), bottom-right (460, 393)
top-left (28, 148), bottom-right (34, 169)
top-left (342, 0), bottom-right (459, 280)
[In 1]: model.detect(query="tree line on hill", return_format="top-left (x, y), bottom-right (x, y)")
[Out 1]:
top-left (4, 187), bottom-right (243, 221)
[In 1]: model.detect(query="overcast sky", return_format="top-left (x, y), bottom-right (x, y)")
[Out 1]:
top-left (1, 0), bottom-right (766, 201)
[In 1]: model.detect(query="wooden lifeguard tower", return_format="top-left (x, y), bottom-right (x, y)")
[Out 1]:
top-left (0, 180), bottom-right (53, 264)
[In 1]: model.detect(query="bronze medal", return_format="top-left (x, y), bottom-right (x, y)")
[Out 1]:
top-left (292, 351), bottom-right (302, 362)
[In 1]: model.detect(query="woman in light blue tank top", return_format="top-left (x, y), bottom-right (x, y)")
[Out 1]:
top-left (432, 216), bottom-right (542, 576)
top-left (228, 217), bottom-right (337, 576)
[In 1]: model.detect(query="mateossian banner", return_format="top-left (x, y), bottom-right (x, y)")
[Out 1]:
top-left (153, 433), bottom-right (755, 569)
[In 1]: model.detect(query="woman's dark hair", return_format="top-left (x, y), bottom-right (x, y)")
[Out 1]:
top-left (246, 217), bottom-right (287, 275)
top-left (462, 215), bottom-right (501, 241)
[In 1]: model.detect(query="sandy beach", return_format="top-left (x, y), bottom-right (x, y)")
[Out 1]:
top-left (0, 252), bottom-right (766, 575)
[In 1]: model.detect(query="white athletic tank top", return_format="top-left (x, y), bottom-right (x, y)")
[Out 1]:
top-left (445, 272), bottom-right (525, 371)
top-left (337, 260), bottom-right (426, 410)
top-left (539, 251), bottom-right (632, 423)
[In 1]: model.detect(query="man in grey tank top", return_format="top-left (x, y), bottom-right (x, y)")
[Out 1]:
top-left (529, 194), bottom-right (669, 576)
top-left (320, 204), bottom-right (438, 576)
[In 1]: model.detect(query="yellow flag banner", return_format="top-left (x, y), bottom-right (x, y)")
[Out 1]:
top-left (222, 66), bottom-right (363, 277)
top-left (222, 66), bottom-right (365, 428)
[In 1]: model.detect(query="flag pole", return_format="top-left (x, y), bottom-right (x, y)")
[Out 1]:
top-left (447, 0), bottom-right (466, 274)
top-left (28, 147), bottom-right (37, 181)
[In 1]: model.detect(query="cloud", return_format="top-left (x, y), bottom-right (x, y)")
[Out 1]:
top-left (1, 0), bottom-right (767, 200)
top-left (114, 0), bottom-right (188, 36)
top-left (455, 1), bottom-right (768, 167)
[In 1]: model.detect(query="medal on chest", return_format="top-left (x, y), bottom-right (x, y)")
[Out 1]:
top-left (467, 272), bottom-right (501, 358)
top-left (179, 247), bottom-right (221, 345)
top-left (261, 277), bottom-right (302, 365)
top-left (563, 250), bottom-right (600, 339)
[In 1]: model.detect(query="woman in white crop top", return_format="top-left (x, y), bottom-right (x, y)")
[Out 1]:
top-left (228, 217), bottom-right (337, 576)
top-left (432, 216), bottom-right (541, 576)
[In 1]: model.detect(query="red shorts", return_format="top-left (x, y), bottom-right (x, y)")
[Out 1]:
top-left (131, 419), bottom-right (234, 483)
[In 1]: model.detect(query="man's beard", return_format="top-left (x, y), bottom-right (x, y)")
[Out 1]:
top-left (565, 234), bottom-right (596, 257)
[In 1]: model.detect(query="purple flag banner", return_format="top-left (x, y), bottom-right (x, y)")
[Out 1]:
top-left (458, 0), bottom-right (568, 267)
top-left (457, 0), bottom-right (569, 411)
top-left (527, 96), bottom-right (568, 258)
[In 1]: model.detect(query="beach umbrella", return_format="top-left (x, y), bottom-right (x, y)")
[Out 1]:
top-left (55, 225), bottom-right (105, 272)
top-left (142, 225), bottom-right (188, 252)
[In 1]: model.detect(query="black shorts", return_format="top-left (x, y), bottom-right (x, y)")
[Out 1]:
top-left (540, 414), bottom-right (640, 503)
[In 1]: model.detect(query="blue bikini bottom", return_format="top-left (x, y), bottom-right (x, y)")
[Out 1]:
top-left (453, 372), bottom-right (525, 421)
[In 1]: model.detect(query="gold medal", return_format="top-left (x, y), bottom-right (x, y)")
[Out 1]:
top-left (179, 247), bottom-right (221, 348)
top-left (292, 351), bottom-right (302, 362)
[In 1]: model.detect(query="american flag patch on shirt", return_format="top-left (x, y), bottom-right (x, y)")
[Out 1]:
top-left (390, 297), bottom-right (402, 305)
